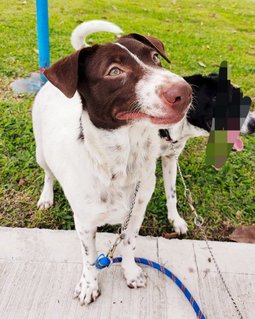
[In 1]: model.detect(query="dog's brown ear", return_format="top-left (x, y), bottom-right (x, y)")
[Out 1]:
top-left (43, 46), bottom-right (98, 98)
top-left (124, 33), bottom-right (170, 63)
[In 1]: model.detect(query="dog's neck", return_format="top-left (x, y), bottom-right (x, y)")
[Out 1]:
top-left (167, 117), bottom-right (208, 142)
top-left (166, 118), bottom-right (186, 141)
top-left (81, 111), bottom-right (159, 186)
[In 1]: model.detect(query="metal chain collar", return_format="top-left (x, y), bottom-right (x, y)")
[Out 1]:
top-left (170, 141), bottom-right (244, 319)
top-left (106, 180), bottom-right (141, 259)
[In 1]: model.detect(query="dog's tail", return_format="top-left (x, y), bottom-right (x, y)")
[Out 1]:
top-left (241, 111), bottom-right (255, 134)
top-left (71, 20), bottom-right (123, 50)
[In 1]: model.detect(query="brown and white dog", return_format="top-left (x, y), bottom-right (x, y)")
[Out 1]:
top-left (32, 21), bottom-right (192, 305)
top-left (67, 21), bottom-right (255, 239)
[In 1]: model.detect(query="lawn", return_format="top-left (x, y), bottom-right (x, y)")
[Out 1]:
top-left (0, 0), bottom-right (254, 240)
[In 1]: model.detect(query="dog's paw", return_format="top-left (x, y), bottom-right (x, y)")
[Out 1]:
top-left (73, 279), bottom-right (101, 306)
top-left (37, 199), bottom-right (53, 210)
top-left (124, 264), bottom-right (147, 289)
top-left (170, 216), bottom-right (188, 235)
top-left (37, 185), bottom-right (54, 210)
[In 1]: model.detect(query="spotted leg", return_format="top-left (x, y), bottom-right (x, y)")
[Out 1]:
top-left (162, 155), bottom-right (188, 234)
top-left (121, 175), bottom-right (155, 289)
top-left (73, 220), bottom-right (100, 306)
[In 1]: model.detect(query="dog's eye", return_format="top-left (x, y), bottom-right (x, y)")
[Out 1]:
top-left (152, 53), bottom-right (161, 65)
top-left (108, 67), bottom-right (123, 76)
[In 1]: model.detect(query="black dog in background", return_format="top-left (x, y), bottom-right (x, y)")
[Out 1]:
top-left (185, 73), bottom-right (254, 136)
top-left (159, 72), bottom-right (254, 234)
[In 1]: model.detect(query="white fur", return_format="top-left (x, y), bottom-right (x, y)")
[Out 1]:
top-left (33, 82), bottom-right (160, 303)
top-left (241, 111), bottom-right (255, 134)
top-left (71, 20), bottom-right (123, 50)
top-left (33, 20), bottom-right (191, 304)
top-left (68, 19), bottom-right (253, 240)
top-left (158, 119), bottom-right (208, 234)
top-left (136, 71), bottom-right (186, 117)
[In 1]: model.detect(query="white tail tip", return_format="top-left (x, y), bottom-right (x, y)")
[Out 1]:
top-left (71, 20), bottom-right (123, 50)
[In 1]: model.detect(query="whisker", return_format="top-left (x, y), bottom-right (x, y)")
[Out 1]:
top-left (190, 83), bottom-right (199, 90)
top-left (129, 100), bottom-right (142, 113)
top-left (188, 93), bottom-right (198, 111)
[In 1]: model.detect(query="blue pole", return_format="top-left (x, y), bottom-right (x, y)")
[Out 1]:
top-left (36, 0), bottom-right (50, 83)
top-left (11, 0), bottom-right (50, 93)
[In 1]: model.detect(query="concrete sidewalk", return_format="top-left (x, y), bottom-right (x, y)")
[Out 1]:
top-left (0, 227), bottom-right (254, 319)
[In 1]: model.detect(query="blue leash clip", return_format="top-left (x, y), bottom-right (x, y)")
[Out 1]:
top-left (95, 254), bottom-right (111, 269)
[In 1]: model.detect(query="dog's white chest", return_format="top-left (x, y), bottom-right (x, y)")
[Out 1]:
top-left (83, 123), bottom-right (159, 226)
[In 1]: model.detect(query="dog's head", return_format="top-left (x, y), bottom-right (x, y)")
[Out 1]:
top-left (184, 73), bottom-right (246, 134)
top-left (186, 72), bottom-right (252, 160)
top-left (44, 34), bottom-right (192, 129)
top-left (185, 74), bottom-right (219, 132)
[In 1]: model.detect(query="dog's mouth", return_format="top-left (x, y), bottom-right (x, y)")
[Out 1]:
top-left (116, 111), bottom-right (185, 125)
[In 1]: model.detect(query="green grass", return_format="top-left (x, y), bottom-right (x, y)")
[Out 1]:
top-left (0, 0), bottom-right (255, 240)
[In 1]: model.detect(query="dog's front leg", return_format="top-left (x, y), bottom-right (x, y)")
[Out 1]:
top-left (73, 220), bottom-right (100, 305)
top-left (121, 176), bottom-right (155, 288)
top-left (162, 155), bottom-right (188, 234)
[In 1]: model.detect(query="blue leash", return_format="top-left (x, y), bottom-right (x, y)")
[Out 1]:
top-left (96, 254), bottom-right (206, 319)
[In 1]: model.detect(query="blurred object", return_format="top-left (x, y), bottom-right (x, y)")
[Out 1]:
top-left (205, 61), bottom-right (252, 169)
top-left (229, 225), bottom-right (255, 243)
top-left (162, 232), bottom-right (179, 239)
top-left (11, 73), bottom-right (42, 94)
